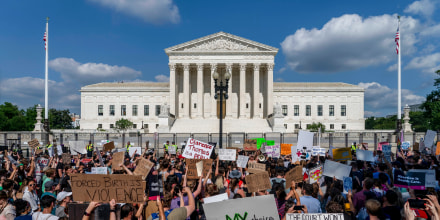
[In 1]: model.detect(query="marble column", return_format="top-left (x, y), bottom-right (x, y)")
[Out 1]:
top-left (197, 64), bottom-right (204, 118)
top-left (239, 63), bottom-right (246, 119)
top-left (210, 63), bottom-right (217, 118)
top-left (183, 64), bottom-right (190, 118)
top-left (169, 63), bottom-right (176, 116)
top-left (267, 63), bottom-right (274, 117)
top-left (253, 63), bottom-right (260, 118)
top-left (226, 64), bottom-right (233, 118)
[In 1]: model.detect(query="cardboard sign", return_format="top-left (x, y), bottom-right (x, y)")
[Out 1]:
top-left (356, 150), bottom-right (374, 162)
top-left (323, 160), bottom-right (351, 180)
top-left (203, 195), bottom-right (278, 219)
top-left (332, 147), bottom-right (352, 161)
top-left (218, 149), bottom-right (236, 161)
top-left (281, 143), bottom-right (292, 155)
top-left (112, 152), bottom-right (125, 170)
top-left (401, 141), bottom-right (411, 150)
top-left (312, 147), bottom-right (326, 156)
top-left (308, 165), bottom-right (323, 184)
top-left (394, 170), bottom-right (426, 190)
top-left (414, 142), bottom-right (419, 151)
top-left (243, 139), bottom-right (257, 151)
top-left (203, 193), bottom-right (228, 204)
top-left (236, 155), bottom-right (249, 168)
top-left (286, 213), bottom-right (344, 220)
top-left (297, 130), bottom-right (314, 150)
top-left (37, 157), bottom-right (49, 167)
top-left (343, 176), bottom-right (352, 193)
top-left (186, 159), bottom-right (213, 179)
top-left (377, 142), bottom-right (389, 151)
top-left (133, 158), bottom-right (154, 180)
top-left (265, 145), bottom-right (280, 158)
top-left (91, 167), bottom-right (108, 174)
top-left (182, 138), bottom-right (214, 159)
top-left (70, 174), bottom-right (144, 203)
top-left (104, 141), bottom-right (115, 152)
top-left (245, 171), bottom-right (271, 193)
top-left (62, 153), bottom-right (71, 165)
top-left (247, 162), bottom-right (266, 173)
top-left (128, 147), bottom-right (142, 157)
top-left (382, 145), bottom-right (392, 162)
top-left (285, 165), bottom-right (303, 184)
top-left (69, 141), bottom-right (87, 155)
top-left (28, 139), bottom-right (40, 149)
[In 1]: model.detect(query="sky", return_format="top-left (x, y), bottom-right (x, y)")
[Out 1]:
top-left (1, 0), bottom-right (439, 117)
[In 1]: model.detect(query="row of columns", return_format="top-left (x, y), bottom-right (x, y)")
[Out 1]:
top-left (169, 63), bottom-right (274, 119)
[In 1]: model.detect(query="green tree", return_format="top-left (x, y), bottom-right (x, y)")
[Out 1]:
top-left (409, 111), bottom-right (429, 132)
top-left (48, 109), bottom-right (74, 129)
top-left (115, 118), bottom-right (133, 131)
top-left (422, 69), bottom-right (440, 131)
top-left (0, 102), bottom-right (27, 131)
top-left (365, 116), bottom-right (396, 130)
top-left (308, 122), bottom-right (326, 133)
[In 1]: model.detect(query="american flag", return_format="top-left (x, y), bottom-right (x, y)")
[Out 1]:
top-left (395, 27), bottom-right (399, 54)
top-left (43, 32), bottom-right (47, 50)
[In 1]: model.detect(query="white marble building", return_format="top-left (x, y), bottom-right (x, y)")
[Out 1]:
top-left (80, 32), bottom-right (365, 133)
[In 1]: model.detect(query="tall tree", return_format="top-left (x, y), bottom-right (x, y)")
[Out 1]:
top-left (422, 70), bottom-right (440, 131)
top-left (48, 109), bottom-right (74, 129)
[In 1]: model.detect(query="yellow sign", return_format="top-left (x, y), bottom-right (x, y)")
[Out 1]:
top-left (332, 147), bottom-right (352, 161)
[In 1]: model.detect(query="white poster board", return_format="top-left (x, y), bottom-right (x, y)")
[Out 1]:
top-left (312, 147), bottom-right (326, 156)
top-left (203, 193), bottom-right (228, 204)
top-left (425, 130), bottom-right (437, 148)
top-left (91, 167), bottom-right (108, 174)
top-left (218, 149), bottom-right (236, 161)
top-left (323, 160), bottom-right (351, 180)
top-left (297, 130), bottom-right (314, 150)
top-left (69, 141), bottom-right (87, 155)
top-left (236, 155), bottom-right (249, 168)
top-left (286, 213), bottom-right (343, 220)
top-left (129, 147), bottom-right (142, 156)
top-left (167, 146), bottom-right (176, 155)
top-left (265, 145), bottom-right (280, 158)
top-left (56, 145), bottom-right (63, 156)
top-left (182, 138), bottom-right (214, 159)
top-left (356, 150), bottom-right (374, 162)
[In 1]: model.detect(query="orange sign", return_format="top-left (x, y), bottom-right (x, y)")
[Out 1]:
top-left (281, 143), bottom-right (292, 155)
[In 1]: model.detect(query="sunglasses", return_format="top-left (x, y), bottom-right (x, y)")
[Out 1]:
top-left (29, 184), bottom-right (36, 187)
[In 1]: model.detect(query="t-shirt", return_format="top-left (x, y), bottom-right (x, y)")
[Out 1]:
top-left (15, 215), bottom-right (32, 220)
top-left (372, 172), bottom-right (391, 185)
top-left (32, 212), bottom-right (59, 220)
top-left (300, 196), bottom-right (322, 213)
top-left (55, 206), bottom-right (67, 218)
top-left (147, 173), bottom-right (163, 200)
top-left (383, 206), bottom-right (401, 220)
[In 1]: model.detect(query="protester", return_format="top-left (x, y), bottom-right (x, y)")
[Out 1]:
top-left (31, 195), bottom-right (58, 220)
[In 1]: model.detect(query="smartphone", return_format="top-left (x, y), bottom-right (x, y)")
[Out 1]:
top-left (408, 199), bottom-right (427, 209)
top-left (294, 206), bottom-right (304, 210)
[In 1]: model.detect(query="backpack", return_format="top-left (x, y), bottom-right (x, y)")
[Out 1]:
top-left (270, 179), bottom-right (285, 194)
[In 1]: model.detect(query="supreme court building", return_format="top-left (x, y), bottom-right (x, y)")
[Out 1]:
top-left (80, 32), bottom-right (365, 133)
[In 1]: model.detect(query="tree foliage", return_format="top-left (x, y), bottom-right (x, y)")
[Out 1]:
top-left (115, 118), bottom-right (133, 131)
top-left (308, 122), bottom-right (326, 133)
top-left (421, 69), bottom-right (440, 131)
top-left (365, 116), bottom-right (397, 130)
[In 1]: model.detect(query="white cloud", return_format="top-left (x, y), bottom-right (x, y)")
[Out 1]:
top-left (404, 0), bottom-right (437, 19)
top-left (405, 52), bottom-right (440, 73)
top-left (49, 58), bottom-right (141, 85)
top-left (155, 74), bottom-right (169, 82)
top-left (89, 0), bottom-right (180, 24)
top-left (420, 24), bottom-right (440, 36)
top-left (281, 14), bottom-right (419, 73)
top-left (387, 63), bottom-right (398, 71)
top-left (364, 111), bottom-right (382, 117)
top-left (358, 82), bottom-right (425, 113)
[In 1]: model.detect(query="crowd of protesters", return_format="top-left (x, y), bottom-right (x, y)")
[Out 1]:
top-left (0, 140), bottom-right (438, 220)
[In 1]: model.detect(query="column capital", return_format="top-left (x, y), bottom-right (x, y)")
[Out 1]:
top-left (226, 63), bottom-right (232, 73)
top-left (196, 63), bottom-right (204, 71)
top-left (168, 63), bottom-right (176, 71)
top-left (253, 63), bottom-right (261, 71)
top-left (267, 63), bottom-right (274, 71)
top-left (210, 63), bottom-right (217, 72)
top-left (239, 63), bottom-right (247, 70)
top-left (183, 63), bottom-right (190, 71)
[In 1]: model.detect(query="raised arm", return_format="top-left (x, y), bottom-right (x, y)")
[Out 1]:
top-left (120, 163), bottom-right (133, 175)
top-left (215, 158), bottom-right (219, 176)
top-left (183, 187), bottom-right (196, 217)
top-left (193, 177), bottom-right (203, 197)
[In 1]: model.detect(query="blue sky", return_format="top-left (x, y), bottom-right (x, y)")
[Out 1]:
top-left (1, 0), bottom-right (439, 117)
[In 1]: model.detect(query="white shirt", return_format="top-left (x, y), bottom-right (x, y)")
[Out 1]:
top-left (32, 212), bottom-right (59, 220)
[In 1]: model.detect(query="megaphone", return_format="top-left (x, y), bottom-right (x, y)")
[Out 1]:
top-left (258, 154), bottom-right (266, 162)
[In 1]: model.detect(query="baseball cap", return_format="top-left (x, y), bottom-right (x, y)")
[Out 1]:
top-left (57, 191), bottom-right (72, 201)
top-left (44, 181), bottom-right (54, 189)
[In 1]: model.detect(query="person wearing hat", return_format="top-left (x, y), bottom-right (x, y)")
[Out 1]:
top-left (226, 169), bottom-right (244, 199)
top-left (55, 191), bottom-right (72, 218)
top-left (0, 190), bottom-right (15, 219)
top-left (41, 181), bottom-right (56, 200)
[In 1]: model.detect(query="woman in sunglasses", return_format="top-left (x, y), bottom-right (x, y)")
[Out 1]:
top-left (22, 178), bottom-right (40, 214)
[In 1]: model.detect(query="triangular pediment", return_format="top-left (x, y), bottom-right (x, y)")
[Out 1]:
top-left (165, 32), bottom-right (278, 54)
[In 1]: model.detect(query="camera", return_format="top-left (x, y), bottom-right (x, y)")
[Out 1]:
top-left (294, 206), bottom-right (304, 210)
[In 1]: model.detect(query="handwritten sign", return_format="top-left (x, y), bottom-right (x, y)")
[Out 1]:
top-left (218, 149), bottom-right (236, 161)
top-left (401, 141), bottom-right (411, 150)
top-left (28, 139), bottom-right (40, 149)
top-left (56, 145), bottom-right (63, 156)
top-left (186, 159), bottom-right (213, 179)
top-left (243, 139), bottom-right (257, 151)
top-left (332, 147), bottom-right (352, 161)
top-left (245, 171), bottom-right (271, 193)
top-left (312, 147), bottom-right (326, 156)
top-left (167, 146), bottom-right (176, 155)
top-left (133, 158), bottom-right (154, 180)
top-left (377, 142), bottom-right (389, 151)
top-left (382, 145), bottom-right (392, 162)
top-left (62, 153), bottom-right (71, 165)
top-left (308, 165), bottom-right (323, 184)
top-left (103, 141), bottom-right (115, 152)
top-left (265, 145), bottom-right (280, 158)
top-left (247, 162), bottom-right (266, 173)
top-left (182, 138), bottom-right (214, 159)
top-left (281, 143), bottom-right (292, 155)
top-left (203, 193), bottom-right (228, 204)
top-left (37, 157), bottom-right (49, 167)
top-left (69, 141), bottom-right (87, 155)
top-left (128, 147), bottom-right (141, 157)
top-left (70, 174), bottom-right (144, 203)
top-left (286, 213), bottom-right (343, 220)
top-left (91, 167), bottom-right (108, 174)
top-left (343, 176), bottom-right (352, 193)
top-left (356, 150), bottom-right (374, 162)
top-left (265, 140), bottom-right (275, 146)
top-left (236, 155), bottom-right (249, 168)
top-left (323, 160), bottom-right (351, 180)
top-left (112, 152), bottom-right (125, 170)
top-left (285, 165), bottom-right (303, 183)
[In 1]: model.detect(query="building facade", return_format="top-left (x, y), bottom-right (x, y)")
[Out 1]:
top-left (80, 32), bottom-right (365, 133)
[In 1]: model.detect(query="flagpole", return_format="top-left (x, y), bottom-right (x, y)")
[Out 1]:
top-left (397, 16), bottom-right (401, 132)
top-left (45, 17), bottom-right (49, 124)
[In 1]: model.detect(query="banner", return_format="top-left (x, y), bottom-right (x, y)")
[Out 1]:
top-left (394, 170), bottom-right (426, 190)
top-left (186, 159), bottom-right (213, 179)
top-left (203, 195), bottom-right (278, 219)
top-left (285, 165), bottom-right (303, 183)
top-left (343, 176), bottom-right (352, 193)
top-left (133, 158), bottom-right (154, 180)
top-left (218, 149), bottom-right (236, 161)
top-left (308, 165), bottom-right (323, 184)
top-left (70, 174), bottom-right (144, 203)
top-left (356, 150), bottom-right (374, 162)
top-left (332, 147), bottom-right (351, 161)
top-left (323, 160), bottom-right (351, 180)
top-left (312, 147), bottom-right (326, 156)
top-left (247, 162), bottom-right (266, 173)
top-left (91, 167), bottom-right (108, 174)
top-left (245, 172), bottom-right (271, 193)
top-left (236, 155), bottom-right (249, 168)
top-left (69, 141), bottom-right (87, 155)
top-left (265, 145), bottom-right (280, 158)
top-left (243, 139), bottom-right (257, 151)
top-left (281, 143), bottom-right (292, 155)
top-left (182, 138), bottom-right (214, 159)
top-left (286, 213), bottom-right (343, 220)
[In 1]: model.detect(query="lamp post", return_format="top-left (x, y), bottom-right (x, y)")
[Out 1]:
top-left (213, 70), bottom-right (231, 149)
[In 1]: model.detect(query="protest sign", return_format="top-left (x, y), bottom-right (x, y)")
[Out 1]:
top-left (112, 152), bottom-right (125, 170)
top-left (133, 158), bottom-right (154, 180)
top-left (56, 145), bottom-right (63, 156)
top-left (402, 141), bottom-right (411, 150)
top-left (128, 147), bottom-right (142, 156)
top-left (323, 160), bottom-right (351, 180)
top-left (81, 158), bottom-right (92, 164)
top-left (186, 159), bottom-right (213, 179)
top-left (62, 153), bottom-right (71, 165)
top-left (91, 167), bottom-right (108, 174)
top-left (265, 145), bottom-right (280, 158)
top-left (343, 176), bottom-right (352, 193)
top-left (182, 138), bottom-right (214, 159)
top-left (285, 165), bottom-right (303, 183)
top-left (265, 140), bottom-right (275, 146)
top-left (361, 143), bottom-right (369, 150)
top-left (382, 145), bottom-right (392, 162)
top-left (356, 150), bottom-right (374, 162)
top-left (70, 174), bottom-right (144, 203)
top-left (284, 161), bottom-right (290, 168)
top-left (436, 142), bottom-right (440, 156)
top-left (218, 149), bottom-right (236, 161)
top-left (37, 157), bottom-right (49, 167)
top-left (394, 170), bottom-right (426, 190)
top-left (28, 139), bottom-right (40, 149)
top-left (414, 142), bottom-right (420, 151)
top-left (308, 165), bottom-right (323, 184)
top-left (203, 193), bottom-right (228, 204)
top-left (243, 139), bottom-right (257, 151)
top-left (332, 147), bottom-right (351, 161)
top-left (377, 142), bottom-right (389, 151)
top-left (103, 141), bottom-right (115, 152)
top-left (286, 213), bottom-right (344, 220)
top-left (329, 146), bottom-right (334, 158)
top-left (167, 146), bottom-right (176, 155)
top-left (291, 146), bottom-right (301, 161)
top-left (297, 130), bottom-right (314, 150)
top-left (425, 130), bottom-right (437, 148)
top-left (69, 141), bottom-right (87, 155)
top-left (408, 169), bottom-right (436, 188)
top-left (236, 155), bottom-right (249, 168)
top-left (196, 161), bottom-right (204, 177)
top-left (255, 138), bottom-right (266, 149)
top-left (247, 162), bottom-right (266, 173)
top-left (203, 195), bottom-right (278, 219)
top-left (245, 171), bottom-right (271, 193)
top-left (312, 147), bottom-right (326, 156)
top-left (281, 143), bottom-right (292, 155)
top-left (297, 146), bottom-right (312, 160)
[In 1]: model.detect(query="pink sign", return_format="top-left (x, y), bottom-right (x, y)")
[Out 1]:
top-left (377, 142), bottom-right (389, 151)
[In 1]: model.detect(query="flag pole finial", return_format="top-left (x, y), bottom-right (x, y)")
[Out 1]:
top-left (46, 17), bottom-right (49, 22)
top-left (397, 15), bottom-right (400, 21)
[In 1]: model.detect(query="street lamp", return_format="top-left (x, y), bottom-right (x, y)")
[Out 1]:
top-left (213, 70), bottom-right (231, 149)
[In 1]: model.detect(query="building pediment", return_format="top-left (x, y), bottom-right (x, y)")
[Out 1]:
top-left (165, 32), bottom-right (278, 55)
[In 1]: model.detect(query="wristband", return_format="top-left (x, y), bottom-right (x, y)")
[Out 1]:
top-left (84, 211), bottom-right (91, 216)
top-left (110, 209), bottom-right (116, 212)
